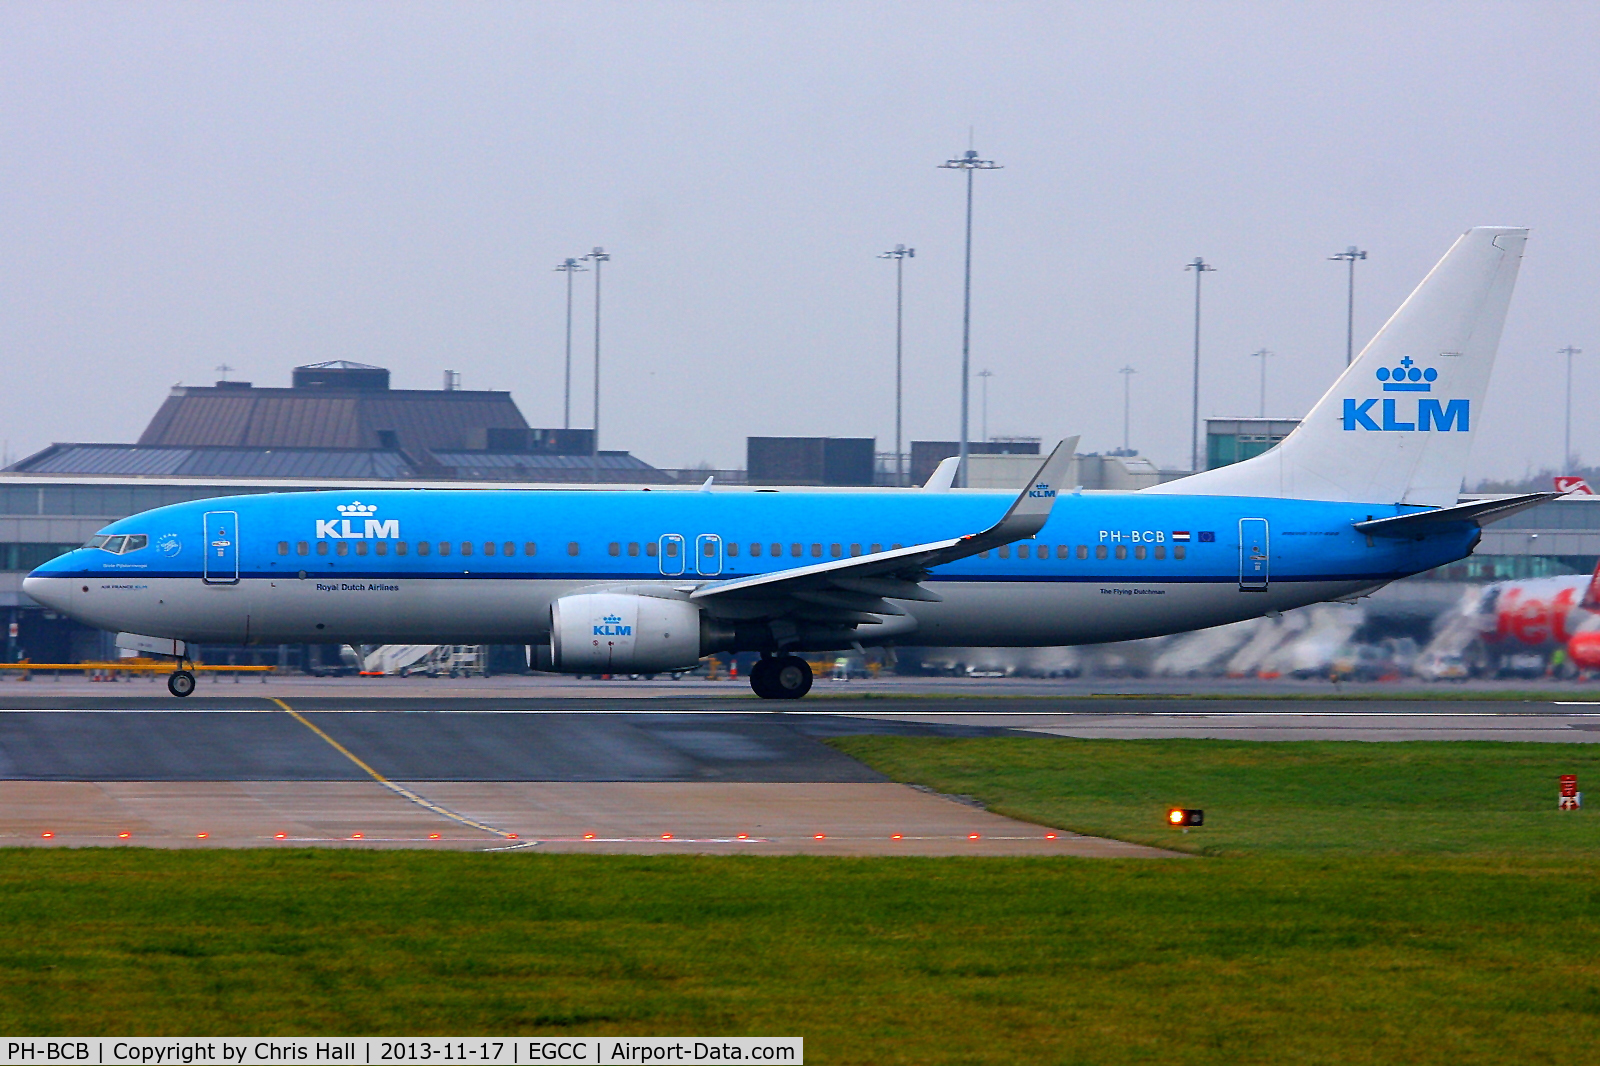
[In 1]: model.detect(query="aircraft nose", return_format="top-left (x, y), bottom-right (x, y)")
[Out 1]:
top-left (23, 570), bottom-right (74, 613)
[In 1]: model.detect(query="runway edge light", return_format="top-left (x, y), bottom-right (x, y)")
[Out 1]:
top-left (1167, 808), bottom-right (1204, 828)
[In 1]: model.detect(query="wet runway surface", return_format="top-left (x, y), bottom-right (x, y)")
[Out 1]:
top-left (4, 692), bottom-right (1594, 852)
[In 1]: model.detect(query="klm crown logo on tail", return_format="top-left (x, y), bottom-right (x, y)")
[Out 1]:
top-left (316, 500), bottom-right (401, 539)
top-left (594, 613), bottom-right (632, 637)
top-left (1342, 357), bottom-right (1469, 433)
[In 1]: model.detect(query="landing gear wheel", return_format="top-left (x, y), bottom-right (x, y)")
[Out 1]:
top-left (769, 655), bottom-right (812, 700)
top-left (168, 670), bottom-right (196, 698)
top-left (749, 658), bottom-right (777, 699)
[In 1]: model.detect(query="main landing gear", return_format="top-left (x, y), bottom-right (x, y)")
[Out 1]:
top-left (168, 666), bottom-right (196, 698)
top-left (750, 655), bottom-right (813, 700)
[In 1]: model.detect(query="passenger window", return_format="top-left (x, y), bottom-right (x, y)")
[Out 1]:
top-left (998, 545), bottom-right (1010, 559)
top-left (355, 541), bottom-right (368, 556)
top-left (439, 542), bottom-right (450, 556)
top-left (812, 544), bottom-right (823, 558)
top-left (704, 541), bottom-right (716, 557)
top-left (771, 543), bottom-right (781, 557)
top-left (504, 542), bottom-right (514, 557)
top-left (1154, 545), bottom-right (1166, 560)
top-left (1115, 545), bottom-right (1128, 560)
top-left (892, 543), bottom-right (903, 550)
top-left (1057, 545), bottom-right (1070, 559)
top-left (524, 542), bottom-right (537, 556)
top-left (461, 542), bottom-right (473, 556)
top-left (1017, 545), bottom-right (1030, 559)
top-left (486, 542), bottom-right (498, 556)
top-left (1095, 545), bottom-right (1108, 560)
top-left (336, 542), bottom-right (349, 557)
top-left (870, 543), bottom-right (882, 554)
top-left (1174, 545), bottom-right (1186, 560)
top-left (727, 542), bottom-right (739, 557)
top-left (317, 541), bottom-right (330, 556)
top-left (277, 541), bottom-right (289, 556)
top-left (850, 544), bottom-right (861, 557)
top-left (376, 542), bottom-right (388, 556)
top-left (568, 542), bottom-right (580, 556)
top-left (1077, 545), bottom-right (1089, 560)
top-left (123, 535), bottom-right (147, 552)
top-left (750, 543), bottom-right (762, 557)
top-left (646, 542), bottom-right (658, 557)
top-left (608, 542), bottom-right (620, 557)
top-left (791, 544), bottom-right (803, 557)
top-left (418, 541), bottom-right (431, 556)
top-left (830, 544), bottom-right (842, 558)
top-left (628, 542), bottom-right (640, 557)
top-left (979, 550), bottom-right (990, 558)
top-left (297, 541), bottom-right (309, 556)
top-left (397, 542), bottom-right (409, 556)
top-left (1135, 545), bottom-right (1147, 560)
top-left (665, 541), bottom-right (677, 557)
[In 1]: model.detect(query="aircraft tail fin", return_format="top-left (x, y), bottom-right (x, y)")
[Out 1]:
top-left (1148, 226), bottom-right (1527, 508)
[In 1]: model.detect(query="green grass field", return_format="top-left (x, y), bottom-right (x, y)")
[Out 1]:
top-left (4, 738), bottom-right (1600, 1063)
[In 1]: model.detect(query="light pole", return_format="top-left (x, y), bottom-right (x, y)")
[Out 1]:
top-left (878, 244), bottom-right (915, 485)
top-left (1249, 348), bottom-right (1273, 417)
top-left (581, 246), bottom-right (610, 483)
top-left (939, 145), bottom-right (1002, 486)
top-left (554, 258), bottom-right (587, 429)
top-left (1186, 257), bottom-right (1216, 474)
top-left (977, 369), bottom-right (994, 443)
top-left (1118, 365), bottom-right (1136, 452)
top-left (1560, 346), bottom-right (1583, 470)
top-left (1329, 246), bottom-right (1367, 367)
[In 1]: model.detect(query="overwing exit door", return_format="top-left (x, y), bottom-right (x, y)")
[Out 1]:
top-left (658, 534), bottom-right (686, 576)
top-left (203, 510), bottom-right (239, 585)
top-left (1238, 518), bottom-right (1269, 591)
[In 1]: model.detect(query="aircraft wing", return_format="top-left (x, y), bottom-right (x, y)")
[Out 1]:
top-left (1352, 491), bottom-right (1563, 537)
top-left (689, 440), bottom-right (1075, 621)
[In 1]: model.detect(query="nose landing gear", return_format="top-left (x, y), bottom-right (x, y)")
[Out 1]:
top-left (750, 655), bottom-right (813, 700)
top-left (167, 666), bottom-right (196, 698)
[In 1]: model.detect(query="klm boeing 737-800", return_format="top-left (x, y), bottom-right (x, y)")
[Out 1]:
top-left (25, 227), bottom-right (1556, 699)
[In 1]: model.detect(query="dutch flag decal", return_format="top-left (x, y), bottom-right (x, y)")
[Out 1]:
top-left (1172, 531), bottom-right (1192, 542)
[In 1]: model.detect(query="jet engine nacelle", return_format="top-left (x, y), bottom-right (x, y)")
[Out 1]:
top-left (549, 592), bottom-right (703, 674)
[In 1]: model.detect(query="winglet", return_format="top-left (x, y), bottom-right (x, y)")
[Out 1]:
top-left (699, 476), bottom-right (715, 493)
top-left (984, 437), bottom-right (1077, 541)
top-left (922, 456), bottom-right (960, 492)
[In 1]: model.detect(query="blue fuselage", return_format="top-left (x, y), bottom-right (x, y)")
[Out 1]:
top-left (24, 488), bottom-right (1475, 649)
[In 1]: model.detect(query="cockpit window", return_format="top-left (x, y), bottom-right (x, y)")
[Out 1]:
top-left (87, 533), bottom-right (148, 554)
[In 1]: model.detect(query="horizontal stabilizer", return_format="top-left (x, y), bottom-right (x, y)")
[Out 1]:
top-left (1352, 492), bottom-right (1562, 537)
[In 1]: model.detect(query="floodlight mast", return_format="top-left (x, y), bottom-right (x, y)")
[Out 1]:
top-left (1186, 257), bottom-right (1216, 474)
top-left (1118, 365), bottom-right (1136, 452)
top-left (580, 246), bottom-right (611, 483)
top-left (1329, 246), bottom-right (1367, 367)
top-left (1249, 349), bottom-right (1273, 418)
top-left (939, 146), bottom-right (1002, 487)
top-left (1559, 346), bottom-right (1583, 470)
top-left (878, 244), bottom-right (915, 486)
top-left (554, 258), bottom-right (587, 430)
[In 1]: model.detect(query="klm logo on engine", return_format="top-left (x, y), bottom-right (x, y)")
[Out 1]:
top-left (1028, 482), bottom-right (1057, 499)
top-left (316, 501), bottom-right (400, 539)
top-left (594, 613), bottom-right (632, 637)
top-left (1342, 357), bottom-right (1469, 432)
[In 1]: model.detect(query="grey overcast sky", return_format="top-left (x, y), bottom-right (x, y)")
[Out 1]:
top-left (2, 1), bottom-right (1597, 478)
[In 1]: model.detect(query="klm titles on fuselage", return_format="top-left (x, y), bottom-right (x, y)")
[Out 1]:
top-left (1342, 357), bottom-right (1469, 432)
top-left (315, 502), bottom-right (399, 540)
